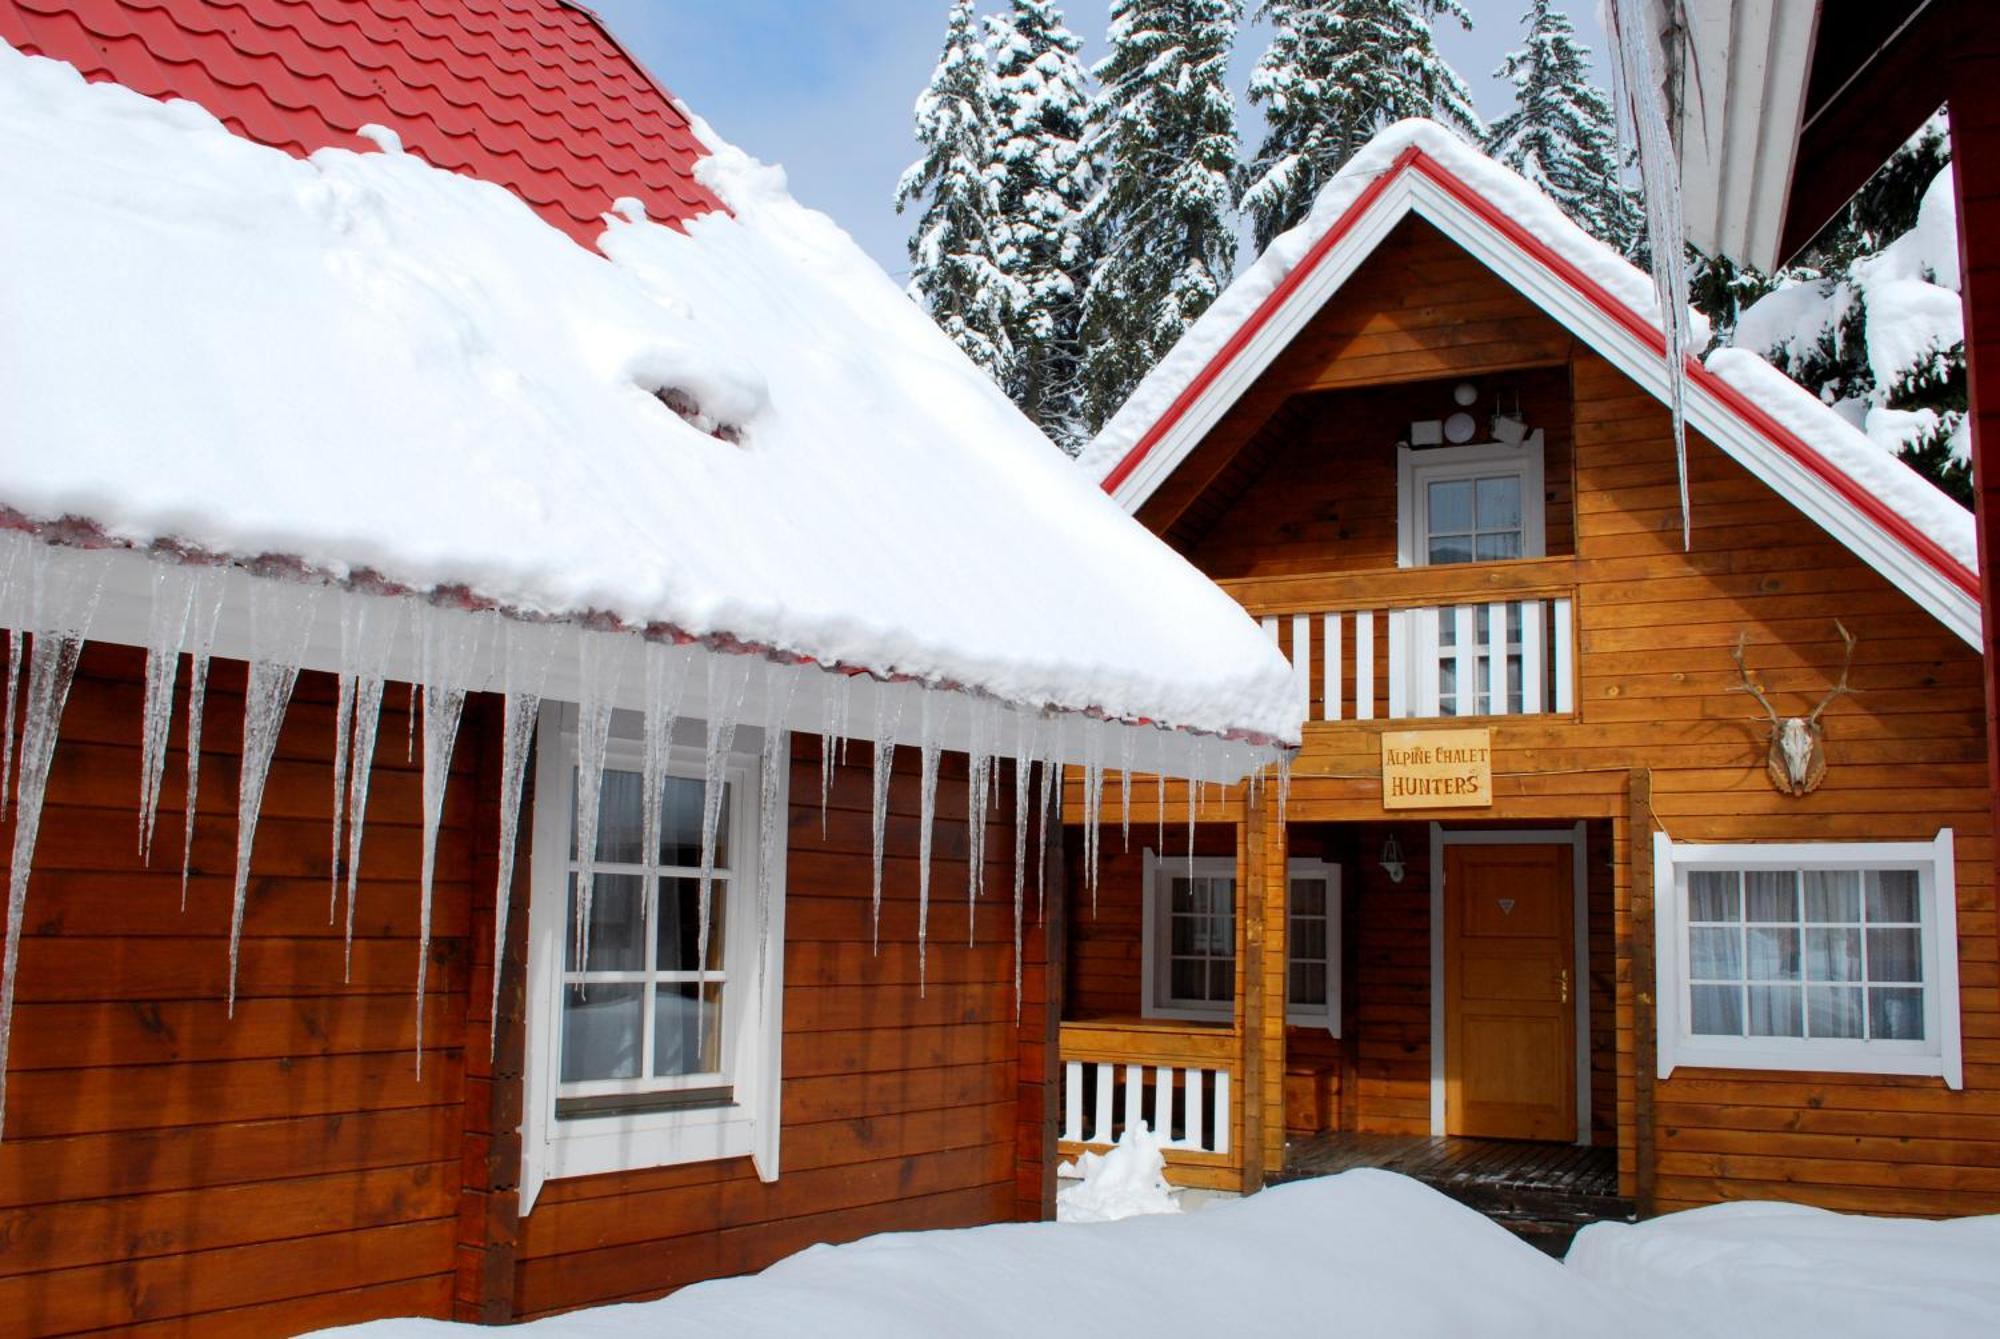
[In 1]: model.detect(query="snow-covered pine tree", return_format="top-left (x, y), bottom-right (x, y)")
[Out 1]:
top-left (1485, 0), bottom-right (1636, 252)
top-left (1240, 1), bottom-right (1482, 252)
top-left (986, 0), bottom-right (1095, 452)
top-left (1078, 0), bottom-right (1243, 433)
top-left (896, 0), bottom-right (1019, 381)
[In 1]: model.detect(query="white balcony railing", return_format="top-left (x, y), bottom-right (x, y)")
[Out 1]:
top-left (1060, 1057), bottom-right (1232, 1156)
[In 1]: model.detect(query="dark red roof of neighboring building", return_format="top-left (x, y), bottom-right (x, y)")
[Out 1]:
top-left (0, 0), bottom-right (723, 245)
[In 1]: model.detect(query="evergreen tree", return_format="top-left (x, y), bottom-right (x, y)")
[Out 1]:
top-left (1485, 0), bottom-right (1637, 252)
top-left (986, 0), bottom-right (1096, 451)
top-left (1240, 0), bottom-right (1481, 252)
top-left (896, 0), bottom-right (1019, 380)
top-left (1078, 0), bottom-right (1243, 433)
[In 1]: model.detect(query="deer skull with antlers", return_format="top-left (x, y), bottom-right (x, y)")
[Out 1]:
top-left (1731, 622), bottom-right (1857, 796)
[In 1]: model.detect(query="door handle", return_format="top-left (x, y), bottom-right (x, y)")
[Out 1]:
top-left (1558, 967), bottom-right (1570, 1005)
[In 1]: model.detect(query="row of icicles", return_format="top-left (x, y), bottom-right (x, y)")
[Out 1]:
top-left (0, 537), bottom-right (1288, 1142)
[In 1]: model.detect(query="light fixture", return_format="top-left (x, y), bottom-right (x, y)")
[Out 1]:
top-left (1380, 832), bottom-right (1406, 884)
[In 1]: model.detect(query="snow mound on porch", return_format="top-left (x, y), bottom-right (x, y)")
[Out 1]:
top-left (1568, 1199), bottom-right (2000, 1337)
top-left (310, 1172), bottom-right (1638, 1338)
top-left (0, 41), bottom-right (1297, 749)
top-left (1056, 1121), bottom-right (1181, 1221)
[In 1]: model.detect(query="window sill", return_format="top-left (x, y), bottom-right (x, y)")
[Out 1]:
top-left (556, 1084), bottom-right (735, 1120)
top-left (1661, 1040), bottom-right (1960, 1089)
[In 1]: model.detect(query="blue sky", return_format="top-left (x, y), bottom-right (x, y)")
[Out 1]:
top-left (590, 2), bottom-right (1609, 277)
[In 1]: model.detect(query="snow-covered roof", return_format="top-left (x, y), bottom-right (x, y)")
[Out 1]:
top-left (1079, 119), bottom-right (1980, 649)
top-left (0, 42), bottom-right (1299, 756)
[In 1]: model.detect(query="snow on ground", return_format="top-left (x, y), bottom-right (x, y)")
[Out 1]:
top-left (1568, 1199), bottom-right (2000, 1337)
top-left (308, 1170), bottom-right (2000, 1339)
top-left (0, 42), bottom-right (1296, 747)
top-left (1055, 1122), bottom-right (1180, 1222)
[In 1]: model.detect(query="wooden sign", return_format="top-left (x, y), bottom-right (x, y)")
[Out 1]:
top-left (1382, 728), bottom-right (1493, 809)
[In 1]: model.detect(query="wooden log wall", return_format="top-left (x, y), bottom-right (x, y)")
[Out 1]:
top-left (0, 648), bottom-right (1052, 1332)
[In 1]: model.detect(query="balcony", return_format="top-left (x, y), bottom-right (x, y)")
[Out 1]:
top-left (1057, 1017), bottom-right (1241, 1190)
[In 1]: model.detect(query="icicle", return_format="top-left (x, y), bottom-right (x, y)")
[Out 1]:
top-left (696, 652), bottom-right (752, 986)
top-left (1155, 766), bottom-right (1166, 857)
top-left (0, 629), bottom-right (17, 820)
top-left (1277, 753), bottom-right (1293, 827)
top-left (178, 565), bottom-right (227, 910)
top-left (966, 698), bottom-right (991, 948)
top-left (1118, 729), bottom-right (1135, 855)
top-left (328, 597), bottom-right (359, 922)
top-left (820, 670), bottom-right (849, 836)
top-left (1011, 713), bottom-right (1033, 1020)
top-left (0, 536), bottom-right (21, 822)
top-left (341, 595), bottom-right (403, 977)
top-left (137, 565), bottom-right (196, 863)
top-left (868, 682), bottom-right (904, 952)
top-left (1035, 739), bottom-right (1055, 924)
top-left (0, 545), bottom-right (106, 1141)
top-left (571, 635), bottom-right (624, 976)
top-left (406, 680), bottom-right (417, 762)
top-left (756, 660), bottom-right (800, 989)
top-left (1083, 725), bottom-right (1105, 916)
top-left (1185, 757), bottom-right (1198, 879)
top-left (227, 579), bottom-right (321, 1015)
top-left (490, 617), bottom-right (556, 1053)
top-left (914, 692), bottom-right (946, 991)
top-left (640, 640), bottom-right (694, 940)
top-left (412, 607), bottom-right (478, 1076)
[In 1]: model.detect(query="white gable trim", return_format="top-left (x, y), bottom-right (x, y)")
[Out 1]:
top-left (1103, 158), bottom-right (1981, 649)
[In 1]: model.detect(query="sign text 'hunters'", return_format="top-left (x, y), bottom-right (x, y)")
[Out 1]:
top-left (1381, 728), bottom-right (1493, 809)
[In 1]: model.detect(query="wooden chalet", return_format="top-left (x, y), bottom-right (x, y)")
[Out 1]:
top-left (1055, 120), bottom-right (1997, 1230)
top-left (0, 3), bottom-right (1297, 1333)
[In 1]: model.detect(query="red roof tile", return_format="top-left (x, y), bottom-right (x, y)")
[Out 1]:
top-left (4, 0), bottom-right (723, 245)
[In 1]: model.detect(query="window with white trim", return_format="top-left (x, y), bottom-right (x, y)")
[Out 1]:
top-left (1140, 852), bottom-right (1339, 1030)
top-left (1654, 831), bottom-right (1961, 1088)
top-left (520, 704), bottom-right (786, 1212)
top-left (1397, 441), bottom-right (1545, 570)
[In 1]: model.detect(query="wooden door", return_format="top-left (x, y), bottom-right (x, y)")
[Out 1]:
top-left (1443, 842), bottom-right (1575, 1141)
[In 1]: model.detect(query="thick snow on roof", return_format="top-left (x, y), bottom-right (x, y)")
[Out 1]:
top-left (0, 43), bottom-right (1296, 747)
top-left (1077, 118), bottom-right (1972, 581)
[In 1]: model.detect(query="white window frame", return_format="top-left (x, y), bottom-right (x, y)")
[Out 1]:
top-left (1653, 830), bottom-right (1962, 1089)
top-left (1142, 852), bottom-right (1237, 1022)
top-left (1396, 440), bottom-right (1546, 569)
top-left (1285, 859), bottom-right (1342, 1034)
top-left (520, 702), bottom-right (787, 1213)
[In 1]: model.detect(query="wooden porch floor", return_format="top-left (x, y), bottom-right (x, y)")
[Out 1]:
top-left (1275, 1133), bottom-right (1631, 1253)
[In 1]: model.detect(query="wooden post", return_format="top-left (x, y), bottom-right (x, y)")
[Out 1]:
top-left (1628, 768), bottom-right (1657, 1219)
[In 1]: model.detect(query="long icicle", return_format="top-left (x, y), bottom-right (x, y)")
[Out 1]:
top-left (868, 683), bottom-right (904, 953)
top-left (413, 607), bottom-right (479, 1076)
top-left (1035, 735), bottom-right (1055, 924)
top-left (0, 532), bottom-right (24, 821)
top-left (571, 636), bottom-right (624, 975)
top-left (328, 595), bottom-right (359, 922)
top-left (697, 653), bottom-right (753, 990)
top-left (640, 640), bottom-right (694, 942)
top-left (342, 595), bottom-right (403, 977)
top-left (915, 692), bottom-right (945, 992)
top-left (490, 618), bottom-right (556, 1054)
top-left (1119, 728), bottom-right (1135, 855)
top-left (820, 670), bottom-right (849, 836)
top-left (138, 563), bottom-right (195, 863)
top-left (1, 628), bottom-right (18, 819)
top-left (1012, 713), bottom-right (1033, 1021)
top-left (966, 698), bottom-right (990, 948)
top-left (756, 660), bottom-right (800, 990)
top-left (227, 578), bottom-right (320, 1015)
top-left (0, 545), bottom-right (106, 1142)
top-left (178, 565), bottom-right (227, 910)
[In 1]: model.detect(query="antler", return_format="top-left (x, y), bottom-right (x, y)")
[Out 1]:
top-left (1730, 632), bottom-right (1782, 726)
top-left (1806, 621), bottom-right (1858, 729)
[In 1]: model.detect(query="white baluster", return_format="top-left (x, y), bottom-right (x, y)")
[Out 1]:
top-left (1156, 1064), bottom-right (1177, 1146)
top-left (1355, 611), bottom-right (1375, 720)
top-left (1486, 602), bottom-right (1508, 716)
top-left (1063, 1061), bottom-right (1084, 1144)
top-left (1387, 609), bottom-right (1408, 718)
top-left (1290, 614), bottom-right (1312, 720)
top-left (1553, 597), bottom-right (1574, 712)
top-left (1261, 615), bottom-right (1278, 643)
top-left (1521, 599), bottom-right (1545, 714)
top-left (1453, 604), bottom-right (1476, 716)
top-left (1185, 1067), bottom-right (1205, 1151)
top-left (1323, 612), bottom-right (1342, 722)
top-left (1093, 1061), bottom-right (1114, 1145)
top-left (1125, 1062), bottom-right (1144, 1140)
top-left (1214, 1070), bottom-right (1231, 1155)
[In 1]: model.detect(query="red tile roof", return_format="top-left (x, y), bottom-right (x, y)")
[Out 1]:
top-left (0, 0), bottom-right (723, 245)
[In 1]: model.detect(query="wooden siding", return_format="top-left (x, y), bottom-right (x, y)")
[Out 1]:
top-left (1073, 213), bottom-right (1999, 1217)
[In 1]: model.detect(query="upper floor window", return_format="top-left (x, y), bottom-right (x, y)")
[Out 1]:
top-left (1398, 441), bottom-right (1545, 569)
top-left (1654, 832), bottom-right (1962, 1089)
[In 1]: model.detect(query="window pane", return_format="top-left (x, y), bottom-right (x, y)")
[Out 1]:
top-left (1474, 531), bottom-right (1523, 562)
top-left (590, 769), bottom-right (646, 863)
top-left (1428, 534), bottom-right (1473, 565)
top-left (566, 873), bottom-right (646, 972)
top-left (1688, 870), bottom-right (1739, 923)
top-left (661, 774), bottom-right (715, 868)
top-left (1689, 927), bottom-right (1741, 980)
top-left (1475, 475), bottom-right (1523, 530)
top-left (1690, 984), bottom-right (1742, 1036)
top-left (1866, 928), bottom-right (1922, 983)
top-left (1807, 985), bottom-right (1864, 1039)
top-left (1866, 870), bottom-right (1920, 923)
top-left (1745, 871), bottom-right (1798, 922)
top-left (1170, 878), bottom-right (1198, 914)
top-left (653, 981), bottom-right (723, 1076)
top-left (1290, 879), bottom-right (1326, 917)
top-left (658, 876), bottom-right (726, 973)
top-left (1803, 870), bottom-right (1861, 923)
top-left (1805, 928), bottom-right (1862, 982)
top-left (1747, 985), bottom-right (1805, 1037)
top-left (561, 982), bottom-right (642, 1081)
top-left (1291, 919), bottom-right (1327, 962)
top-left (1746, 927), bottom-right (1800, 981)
top-left (1170, 959), bottom-right (1206, 1001)
top-left (1868, 987), bottom-right (1925, 1040)
top-left (1208, 959), bottom-right (1235, 1002)
top-left (1290, 961), bottom-right (1326, 1008)
top-left (1429, 479), bottom-right (1473, 532)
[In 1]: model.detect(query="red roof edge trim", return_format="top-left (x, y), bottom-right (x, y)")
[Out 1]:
top-left (1405, 151), bottom-right (1979, 603)
top-left (1097, 144), bottom-right (1424, 496)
